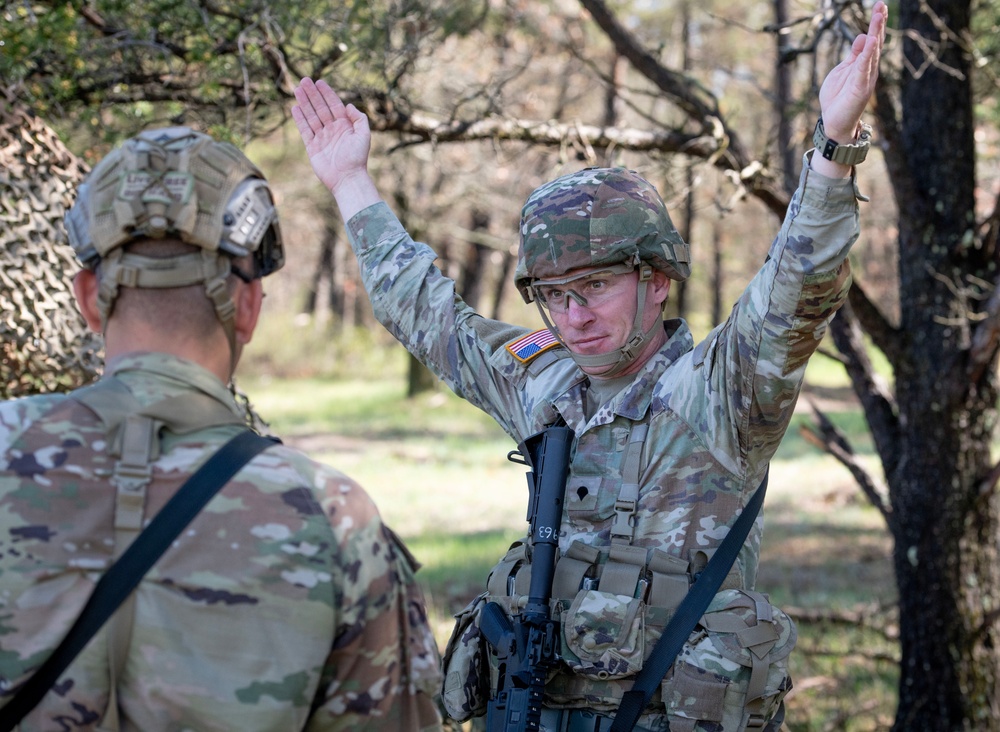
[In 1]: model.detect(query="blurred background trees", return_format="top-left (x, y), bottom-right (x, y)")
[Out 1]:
top-left (5, 0), bottom-right (1000, 727)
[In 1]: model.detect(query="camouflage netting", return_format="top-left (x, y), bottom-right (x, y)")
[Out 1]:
top-left (1, 92), bottom-right (103, 398)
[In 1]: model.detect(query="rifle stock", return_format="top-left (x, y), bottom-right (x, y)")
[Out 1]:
top-left (481, 423), bottom-right (573, 732)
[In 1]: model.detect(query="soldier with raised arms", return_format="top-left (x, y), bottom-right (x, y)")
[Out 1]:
top-left (292, 3), bottom-right (885, 730)
top-left (0, 128), bottom-right (443, 730)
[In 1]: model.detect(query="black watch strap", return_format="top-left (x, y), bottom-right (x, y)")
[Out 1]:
top-left (813, 116), bottom-right (872, 166)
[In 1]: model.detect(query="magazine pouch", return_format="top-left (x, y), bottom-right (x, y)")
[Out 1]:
top-left (663, 589), bottom-right (797, 731)
top-left (560, 589), bottom-right (645, 680)
top-left (441, 591), bottom-right (490, 722)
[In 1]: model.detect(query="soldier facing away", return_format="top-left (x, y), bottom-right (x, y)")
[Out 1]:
top-left (291, 3), bottom-right (886, 731)
top-left (0, 127), bottom-right (444, 731)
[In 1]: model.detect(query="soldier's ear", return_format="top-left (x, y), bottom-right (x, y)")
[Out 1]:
top-left (233, 278), bottom-right (264, 346)
top-left (72, 269), bottom-right (103, 333)
top-left (650, 270), bottom-right (671, 308)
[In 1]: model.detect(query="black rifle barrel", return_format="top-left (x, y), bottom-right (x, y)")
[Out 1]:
top-left (523, 425), bottom-right (571, 618)
top-left (483, 422), bottom-right (573, 732)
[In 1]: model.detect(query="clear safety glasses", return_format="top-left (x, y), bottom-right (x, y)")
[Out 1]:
top-left (531, 261), bottom-right (637, 313)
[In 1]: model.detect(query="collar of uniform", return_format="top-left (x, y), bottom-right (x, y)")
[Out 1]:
top-left (104, 352), bottom-right (241, 416)
top-left (590, 319), bottom-right (693, 424)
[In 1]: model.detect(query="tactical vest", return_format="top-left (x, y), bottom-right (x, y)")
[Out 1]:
top-left (65, 377), bottom-right (247, 732)
top-left (443, 415), bottom-right (797, 730)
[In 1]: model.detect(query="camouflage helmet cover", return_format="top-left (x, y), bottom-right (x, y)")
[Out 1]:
top-left (65, 126), bottom-right (283, 277)
top-left (63, 127), bottom-right (285, 347)
top-left (514, 167), bottom-right (690, 301)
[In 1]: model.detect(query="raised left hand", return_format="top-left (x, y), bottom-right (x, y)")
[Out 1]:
top-left (818, 1), bottom-right (887, 144)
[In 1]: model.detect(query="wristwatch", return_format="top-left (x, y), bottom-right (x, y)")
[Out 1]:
top-left (812, 116), bottom-right (873, 166)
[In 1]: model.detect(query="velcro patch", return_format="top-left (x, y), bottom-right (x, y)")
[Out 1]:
top-left (118, 171), bottom-right (193, 204)
top-left (506, 329), bottom-right (560, 363)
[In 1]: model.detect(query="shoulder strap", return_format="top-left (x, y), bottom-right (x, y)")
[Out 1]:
top-left (609, 470), bottom-right (769, 732)
top-left (0, 430), bottom-right (277, 731)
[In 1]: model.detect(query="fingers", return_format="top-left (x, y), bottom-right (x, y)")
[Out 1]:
top-left (850, 33), bottom-right (867, 62)
top-left (860, 4), bottom-right (886, 86)
top-left (864, 1), bottom-right (887, 68)
top-left (315, 79), bottom-right (348, 120)
top-left (292, 79), bottom-right (322, 138)
top-left (840, 3), bottom-right (884, 94)
top-left (292, 77), bottom-right (349, 135)
top-left (870, 1), bottom-right (888, 44)
top-left (345, 104), bottom-right (370, 135)
top-left (291, 105), bottom-right (313, 142)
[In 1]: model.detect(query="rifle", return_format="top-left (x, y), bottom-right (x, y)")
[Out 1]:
top-left (480, 422), bottom-right (573, 732)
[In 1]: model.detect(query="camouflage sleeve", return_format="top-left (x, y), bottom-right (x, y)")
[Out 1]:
top-left (346, 204), bottom-right (531, 438)
top-left (306, 469), bottom-right (443, 731)
top-left (687, 156), bottom-right (861, 473)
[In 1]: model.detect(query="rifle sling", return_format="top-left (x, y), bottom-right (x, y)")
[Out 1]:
top-left (609, 471), bottom-right (769, 732)
top-left (0, 429), bottom-right (277, 731)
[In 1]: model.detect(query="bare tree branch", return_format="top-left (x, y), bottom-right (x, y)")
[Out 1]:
top-left (355, 99), bottom-right (730, 155)
top-left (579, 0), bottom-right (724, 126)
top-left (71, 0), bottom-right (189, 61)
top-left (785, 601), bottom-right (897, 635)
top-left (847, 278), bottom-right (899, 365)
top-left (976, 459), bottom-right (1000, 505)
top-left (967, 283), bottom-right (1000, 385)
top-left (576, 0), bottom-right (790, 219)
top-left (827, 302), bottom-right (901, 481)
top-left (871, 84), bottom-right (910, 206)
top-left (800, 399), bottom-right (895, 533)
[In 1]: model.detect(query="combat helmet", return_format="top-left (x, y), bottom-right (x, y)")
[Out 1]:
top-left (514, 167), bottom-right (690, 377)
top-left (65, 126), bottom-right (284, 364)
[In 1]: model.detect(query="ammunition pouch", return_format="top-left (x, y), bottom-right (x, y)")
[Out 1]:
top-left (560, 590), bottom-right (644, 679)
top-left (442, 538), bottom-right (795, 730)
top-left (441, 592), bottom-right (490, 722)
top-left (664, 589), bottom-right (796, 731)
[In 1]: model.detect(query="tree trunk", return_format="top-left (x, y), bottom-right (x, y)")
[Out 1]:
top-left (879, 0), bottom-right (1000, 727)
top-left (888, 393), bottom-right (1000, 729)
top-left (407, 355), bottom-right (438, 397)
top-left (490, 251), bottom-right (514, 321)
top-left (673, 0), bottom-right (694, 320)
top-left (304, 226), bottom-right (337, 324)
top-left (603, 54), bottom-right (625, 129)
top-left (773, 0), bottom-right (798, 195)
top-left (711, 220), bottom-right (724, 327)
top-left (461, 210), bottom-right (491, 312)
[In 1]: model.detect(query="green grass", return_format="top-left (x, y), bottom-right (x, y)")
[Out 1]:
top-left (238, 365), bottom-right (900, 731)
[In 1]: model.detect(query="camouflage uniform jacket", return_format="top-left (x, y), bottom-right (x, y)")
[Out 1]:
top-left (0, 353), bottom-right (443, 731)
top-left (346, 163), bottom-right (861, 717)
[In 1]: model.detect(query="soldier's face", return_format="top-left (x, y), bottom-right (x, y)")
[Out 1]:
top-left (547, 267), bottom-right (671, 374)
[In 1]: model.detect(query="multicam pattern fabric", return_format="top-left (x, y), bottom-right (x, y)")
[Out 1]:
top-left (347, 159), bottom-right (861, 727)
top-left (0, 353), bottom-right (442, 731)
top-left (665, 589), bottom-right (797, 729)
top-left (514, 167), bottom-right (691, 301)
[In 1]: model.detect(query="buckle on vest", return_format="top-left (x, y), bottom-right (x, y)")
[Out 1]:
top-left (611, 498), bottom-right (637, 541)
top-left (113, 461), bottom-right (153, 489)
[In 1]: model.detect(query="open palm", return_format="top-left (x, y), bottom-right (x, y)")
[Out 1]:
top-left (291, 78), bottom-right (372, 194)
top-left (818, 1), bottom-right (887, 141)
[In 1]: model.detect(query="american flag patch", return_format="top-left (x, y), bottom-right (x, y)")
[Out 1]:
top-left (507, 329), bottom-right (560, 363)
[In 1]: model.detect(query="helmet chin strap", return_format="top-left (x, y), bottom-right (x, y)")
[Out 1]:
top-left (537, 267), bottom-right (661, 379)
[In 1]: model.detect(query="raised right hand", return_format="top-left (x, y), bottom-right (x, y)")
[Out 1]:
top-left (292, 78), bottom-right (372, 197)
